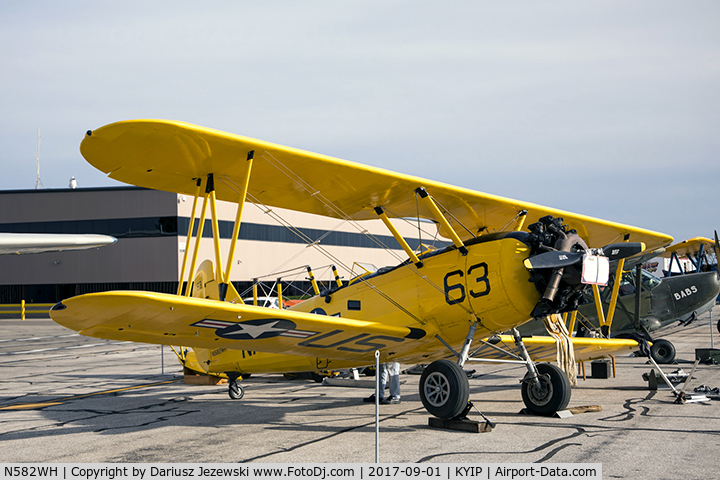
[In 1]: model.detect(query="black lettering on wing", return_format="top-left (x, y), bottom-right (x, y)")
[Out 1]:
top-left (338, 335), bottom-right (404, 353)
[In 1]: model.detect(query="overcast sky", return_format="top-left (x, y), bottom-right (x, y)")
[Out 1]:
top-left (1, 1), bottom-right (718, 244)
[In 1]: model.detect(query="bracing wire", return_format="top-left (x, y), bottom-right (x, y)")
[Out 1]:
top-left (428, 192), bottom-right (478, 239)
top-left (215, 153), bottom-right (481, 324)
top-left (219, 177), bottom-right (431, 324)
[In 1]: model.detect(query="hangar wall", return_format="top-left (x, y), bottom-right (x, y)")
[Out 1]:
top-left (0, 187), bottom-right (444, 303)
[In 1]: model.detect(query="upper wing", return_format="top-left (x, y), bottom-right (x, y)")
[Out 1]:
top-left (622, 236), bottom-right (715, 272)
top-left (0, 233), bottom-right (116, 255)
top-left (50, 291), bottom-right (431, 363)
top-left (661, 237), bottom-right (714, 258)
top-left (80, 119), bottom-right (673, 250)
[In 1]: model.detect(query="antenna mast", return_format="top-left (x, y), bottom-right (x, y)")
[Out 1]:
top-left (35, 128), bottom-right (43, 189)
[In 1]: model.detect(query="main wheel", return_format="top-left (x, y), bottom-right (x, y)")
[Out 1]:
top-left (717, 318), bottom-right (720, 336)
top-left (419, 359), bottom-right (469, 419)
top-left (228, 379), bottom-right (244, 400)
top-left (521, 363), bottom-right (571, 416)
top-left (650, 339), bottom-right (676, 364)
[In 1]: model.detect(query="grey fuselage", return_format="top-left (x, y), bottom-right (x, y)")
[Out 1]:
top-left (520, 269), bottom-right (720, 338)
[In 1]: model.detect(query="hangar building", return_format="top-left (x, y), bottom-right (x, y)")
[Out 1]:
top-left (0, 187), bottom-right (445, 303)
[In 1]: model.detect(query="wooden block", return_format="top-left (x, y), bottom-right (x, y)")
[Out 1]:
top-left (321, 377), bottom-right (406, 388)
top-left (428, 416), bottom-right (492, 433)
top-left (322, 378), bottom-right (377, 388)
top-left (568, 405), bottom-right (602, 414)
top-left (183, 369), bottom-right (227, 385)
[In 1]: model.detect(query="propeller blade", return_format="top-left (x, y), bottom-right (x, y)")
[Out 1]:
top-left (714, 231), bottom-right (719, 266)
top-left (524, 251), bottom-right (583, 269)
top-left (601, 242), bottom-right (645, 261)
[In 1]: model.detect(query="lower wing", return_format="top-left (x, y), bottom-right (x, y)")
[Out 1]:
top-left (50, 291), bottom-right (430, 363)
top-left (476, 335), bottom-right (640, 363)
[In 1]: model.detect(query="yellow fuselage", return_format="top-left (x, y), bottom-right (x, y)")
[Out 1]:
top-left (195, 236), bottom-right (538, 375)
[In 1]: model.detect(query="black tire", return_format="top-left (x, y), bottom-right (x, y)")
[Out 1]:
top-left (717, 319), bottom-right (720, 336)
top-left (363, 366), bottom-right (376, 377)
top-left (228, 379), bottom-right (244, 400)
top-left (521, 363), bottom-right (571, 416)
top-left (650, 339), bottom-right (676, 364)
top-left (419, 359), bottom-right (469, 419)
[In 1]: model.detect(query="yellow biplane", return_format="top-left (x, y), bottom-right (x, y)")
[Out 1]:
top-left (660, 236), bottom-right (717, 275)
top-left (180, 259), bottom-right (643, 387)
top-left (50, 120), bottom-right (673, 418)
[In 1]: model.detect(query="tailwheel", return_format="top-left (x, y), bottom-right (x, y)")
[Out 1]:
top-left (228, 378), bottom-right (244, 400)
top-left (419, 359), bottom-right (470, 419)
top-left (521, 363), bottom-right (571, 416)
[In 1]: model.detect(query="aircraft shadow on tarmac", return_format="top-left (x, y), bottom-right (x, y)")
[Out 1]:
top-left (2, 377), bottom-right (428, 443)
top-left (1, 368), bottom-right (571, 449)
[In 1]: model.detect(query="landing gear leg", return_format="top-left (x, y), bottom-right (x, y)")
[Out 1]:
top-left (420, 321), bottom-right (477, 419)
top-left (457, 321), bottom-right (477, 368)
top-left (513, 328), bottom-right (571, 415)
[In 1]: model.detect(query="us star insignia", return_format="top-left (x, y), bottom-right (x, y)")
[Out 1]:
top-left (191, 318), bottom-right (317, 340)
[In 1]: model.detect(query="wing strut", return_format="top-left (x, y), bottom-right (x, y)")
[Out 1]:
top-left (219, 151), bottom-right (255, 301)
top-left (566, 310), bottom-right (578, 335)
top-left (374, 206), bottom-right (423, 268)
top-left (415, 188), bottom-right (468, 255)
top-left (184, 183), bottom-right (210, 297)
top-left (208, 174), bottom-right (226, 287)
top-left (601, 234), bottom-right (631, 335)
top-left (177, 178), bottom-right (202, 296)
top-left (513, 210), bottom-right (529, 232)
top-left (591, 284), bottom-right (606, 332)
top-left (690, 243), bottom-right (705, 273)
top-left (667, 252), bottom-right (684, 275)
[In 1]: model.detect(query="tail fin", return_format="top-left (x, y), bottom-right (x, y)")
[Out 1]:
top-left (224, 281), bottom-right (243, 304)
top-left (191, 260), bottom-right (219, 299)
top-left (191, 259), bottom-right (243, 303)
